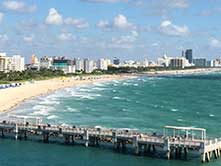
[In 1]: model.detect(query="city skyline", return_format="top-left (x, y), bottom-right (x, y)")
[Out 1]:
top-left (0, 0), bottom-right (221, 60)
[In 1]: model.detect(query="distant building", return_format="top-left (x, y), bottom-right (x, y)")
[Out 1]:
top-left (30, 54), bottom-right (40, 70)
top-left (75, 58), bottom-right (84, 71)
top-left (10, 55), bottom-right (25, 72)
top-left (182, 50), bottom-right (185, 57)
top-left (113, 57), bottom-right (120, 65)
top-left (0, 53), bottom-right (8, 72)
top-left (212, 59), bottom-right (221, 67)
top-left (53, 57), bottom-right (75, 74)
top-left (84, 59), bottom-right (94, 73)
top-left (31, 54), bottom-right (39, 65)
top-left (0, 53), bottom-right (24, 72)
top-left (193, 58), bottom-right (207, 67)
top-left (157, 55), bottom-right (171, 67)
top-left (97, 58), bottom-right (109, 70)
top-left (141, 58), bottom-right (149, 67)
top-left (169, 57), bottom-right (186, 68)
top-left (185, 49), bottom-right (193, 64)
top-left (40, 56), bottom-right (53, 69)
top-left (207, 60), bottom-right (213, 67)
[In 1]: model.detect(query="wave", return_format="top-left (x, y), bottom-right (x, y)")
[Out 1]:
top-left (64, 107), bottom-right (80, 113)
top-left (29, 110), bottom-right (50, 116)
top-left (47, 115), bottom-right (59, 120)
top-left (39, 100), bottom-right (60, 105)
top-left (171, 108), bottom-right (178, 112)
top-left (93, 82), bottom-right (106, 87)
top-left (112, 96), bottom-right (124, 100)
top-left (91, 87), bottom-right (106, 91)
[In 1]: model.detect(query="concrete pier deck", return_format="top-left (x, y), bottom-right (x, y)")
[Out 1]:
top-left (0, 117), bottom-right (220, 163)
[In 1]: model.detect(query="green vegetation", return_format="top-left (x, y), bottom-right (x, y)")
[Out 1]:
top-left (0, 66), bottom-right (208, 84)
top-left (0, 69), bottom-right (65, 84)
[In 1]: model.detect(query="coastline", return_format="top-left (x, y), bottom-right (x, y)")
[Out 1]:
top-left (1, 68), bottom-right (220, 113)
top-left (0, 74), bottom-right (134, 113)
top-left (140, 67), bottom-right (221, 76)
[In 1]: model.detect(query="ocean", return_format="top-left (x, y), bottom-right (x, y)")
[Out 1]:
top-left (1, 73), bottom-right (221, 166)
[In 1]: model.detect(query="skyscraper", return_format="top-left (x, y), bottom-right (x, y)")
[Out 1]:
top-left (84, 59), bottom-right (94, 73)
top-left (185, 49), bottom-right (193, 64)
top-left (113, 57), bottom-right (120, 65)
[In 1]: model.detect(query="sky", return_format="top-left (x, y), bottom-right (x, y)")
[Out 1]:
top-left (0, 0), bottom-right (221, 62)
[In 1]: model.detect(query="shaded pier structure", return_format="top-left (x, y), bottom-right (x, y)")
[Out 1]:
top-left (0, 116), bottom-right (221, 163)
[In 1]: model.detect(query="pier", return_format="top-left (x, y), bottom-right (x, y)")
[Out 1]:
top-left (0, 116), bottom-right (221, 163)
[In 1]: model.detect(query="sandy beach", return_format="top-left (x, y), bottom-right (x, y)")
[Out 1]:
top-left (0, 74), bottom-right (131, 112)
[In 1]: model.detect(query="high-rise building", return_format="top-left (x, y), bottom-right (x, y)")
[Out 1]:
top-left (182, 50), bottom-right (185, 57)
top-left (75, 58), bottom-right (84, 71)
top-left (97, 58), bottom-right (109, 70)
top-left (0, 53), bottom-right (7, 72)
top-left (11, 55), bottom-right (25, 72)
top-left (193, 58), bottom-right (207, 67)
top-left (113, 57), bottom-right (120, 65)
top-left (84, 59), bottom-right (94, 73)
top-left (0, 53), bottom-right (24, 72)
top-left (142, 58), bottom-right (149, 67)
top-left (169, 57), bottom-right (186, 68)
top-left (31, 54), bottom-right (39, 65)
top-left (185, 49), bottom-right (193, 64)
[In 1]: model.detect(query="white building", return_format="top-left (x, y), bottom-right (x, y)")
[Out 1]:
top-left (157, 55), bottom-right (171, 67)
top-left (40, 56), bottom-right (53, 69)
top-left (75, 58), bottom-right (84, 71)
top-left (212, 59), bottom-right (221, 67)
top-left (84, 59), bottom-right (94, 73)
top-left (10, 55), bottom-right (25, 72)
top-left (0, 53), bottom-right (24, 72)
top-left (97, 58), bottom-right (109, 70)
top-left (67, 65), bottom-right (76, 74)
top-left (141, 58), bottom-right (149, 67)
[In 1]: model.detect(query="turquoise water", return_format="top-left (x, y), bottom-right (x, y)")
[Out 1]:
top-left (1, 73), bottom-right (221, 166)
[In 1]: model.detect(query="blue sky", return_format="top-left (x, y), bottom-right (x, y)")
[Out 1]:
top-left (0, 0), bottom-right (221, 61)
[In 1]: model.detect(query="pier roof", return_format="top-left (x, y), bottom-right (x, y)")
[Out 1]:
top-left (164, 126), bottom-right (206, 131)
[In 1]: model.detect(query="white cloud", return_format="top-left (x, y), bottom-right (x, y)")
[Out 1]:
top-left (159, 20), bottom-right (189, 36)
top-left (64, 17), bottom-right (89, 28)
top-left (97, 20), bottom-right (110, 28)
top-left (113, 14), bottom-right (133, 29)
top-left (2, 1), bottom-right (37, 12)
top-left (0, 34), bottom-right (9, 42)
top-left (97, 14), bottom-right (134, 30)
top-left (111, 30), bottom-right (138, 48)
top-left (45, 9), bottom-right (89, 28)
top-left (0, 12), bottom-right (4, 23)
top-left (209, 38), bottom-right (221, 48)
top-left (23, 35), bottom-right (34, 43)
top-left (57, 32), bottom-right (75, 41)
top-left (45, 8), bottom-right (63, 25)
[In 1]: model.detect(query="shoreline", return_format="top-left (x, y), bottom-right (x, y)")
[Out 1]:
top-left (139, 68), bottom-right (221, 76)
top-left (1, 68), bottom-right (220, 113)
top-left (0, 74), bottom-right (134, 113)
